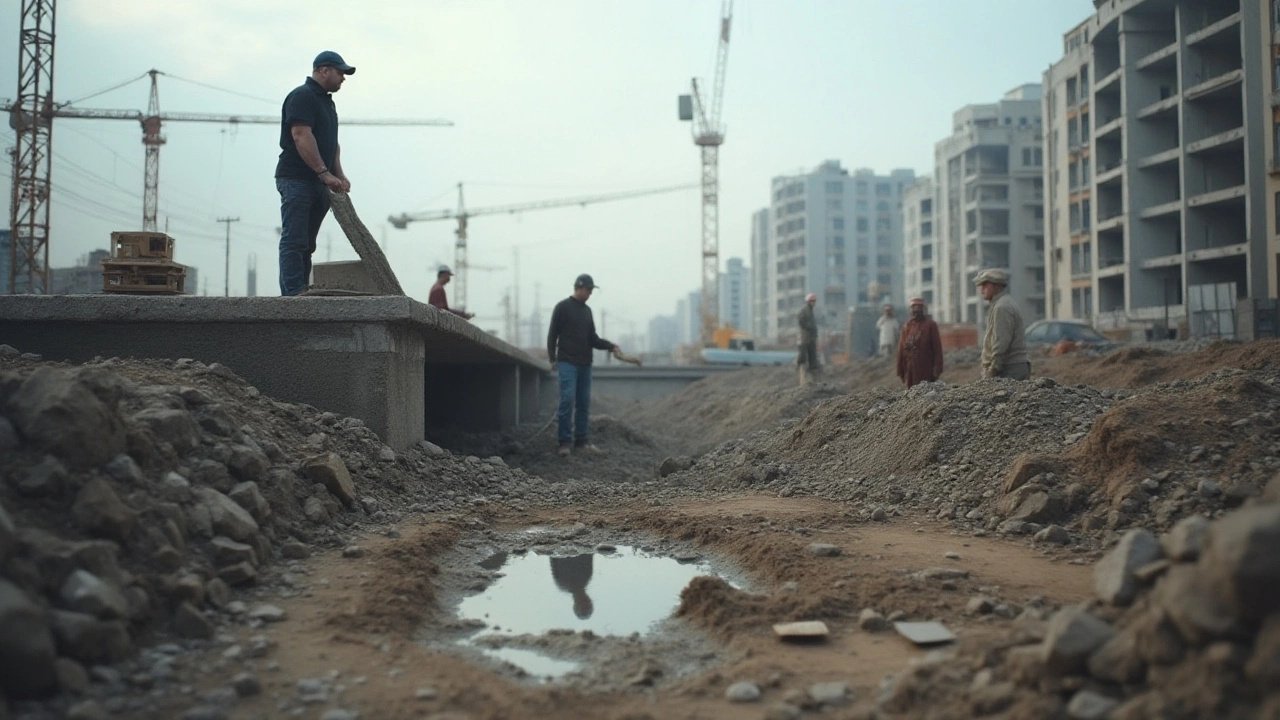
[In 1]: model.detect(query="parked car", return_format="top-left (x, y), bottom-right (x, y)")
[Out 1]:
top-left (1023, 319), bottom-right (1117, 352)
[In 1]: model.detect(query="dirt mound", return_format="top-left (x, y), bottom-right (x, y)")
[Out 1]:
top-left (876, 490), bottom-right (1280, 719)
top-left (1036, 338), bottom-right (1280, 389)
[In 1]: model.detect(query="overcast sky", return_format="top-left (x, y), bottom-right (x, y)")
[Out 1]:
top-left (0, 0), bottom-right (1093, 345)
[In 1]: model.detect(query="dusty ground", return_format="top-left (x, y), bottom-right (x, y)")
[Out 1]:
top-left (1, 338), bottom-right (1277, 720)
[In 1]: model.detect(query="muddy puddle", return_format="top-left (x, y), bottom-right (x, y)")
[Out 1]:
top-left (427, 525), bottom-right (748, 689)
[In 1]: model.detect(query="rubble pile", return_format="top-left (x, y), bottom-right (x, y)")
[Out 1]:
top-left (874, 486), bottom-right (1280, 719)
top-left (661, 366), bottom-right (1280, 544)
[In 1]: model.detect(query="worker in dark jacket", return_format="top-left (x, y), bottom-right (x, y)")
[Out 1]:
top-left (896, 297), bottom-right (944, 388)
top-left (797, 293), bottom-right (819, 385)
top-left (546, 274), bottom-right (619, 457)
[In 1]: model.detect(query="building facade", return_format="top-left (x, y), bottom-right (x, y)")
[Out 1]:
top-left (0, 230), bottom-right (10, 294)
top-left (933, 85), bottom-right (1046, 325)
top-left (1045, 0), bottom-right (1271, 338)
top-left (719, 256), bottom-right (752, 334)
top-left (902, 178), bottom-right (937, 308)
top-left (647, 314), bottom-right (679, 354)
top-left (766, 161), bottom-right (915, 342)
top-left (1265, 0), bottom-right (1280, 298)
top-left (748, 208), bottom-right (772, 339)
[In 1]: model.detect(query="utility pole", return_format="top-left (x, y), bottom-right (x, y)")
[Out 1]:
top-left (216, 216), bottom-right (239, 297)
top-left (513, 247), bottom-right (521, 347)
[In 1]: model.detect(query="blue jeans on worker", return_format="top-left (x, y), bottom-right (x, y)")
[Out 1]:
top-left (557, 362), bottom-right (592, 446)
top-left (277, 177), bottom-right (331, 296)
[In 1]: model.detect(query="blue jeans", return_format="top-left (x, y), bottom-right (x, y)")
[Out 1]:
top-left (556, 362), bottom-right (592, 446)
top-left (277, 177), bottom-right (332, 296)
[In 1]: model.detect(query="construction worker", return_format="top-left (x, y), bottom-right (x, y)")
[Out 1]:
top-left (896, 297), bottom-right (944, 388)
top-left (427, 265), bottom-right (473, 319)
top-left (547, 274), bottom-right (619, 456)
top-left (276, 51), bottom-right (355, 296)
top-left (797, 293), bottom-right (819, 385)
top-left (550, 554), bottom-right (595, 620)
top-left (975, 269), bottom-right (1030, 380)
top-left (876, 304), bottom-right (900, 358)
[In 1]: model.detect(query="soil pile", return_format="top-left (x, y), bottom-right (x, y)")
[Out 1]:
top-left (874, 487), bottom-right (1280, 719)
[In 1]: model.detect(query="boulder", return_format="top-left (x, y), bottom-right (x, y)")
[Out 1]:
top-left (103, 454), bottom-right (144, 485)
top-left (1245, 614), bottom-right (1280, 686)
top-left (205, 578), bottom-right (231, 609)
top-left (301, 452), bottom-right (357, 508)
top-left (1040, 605), bottom-right (1116, 674)
top-left (0, 580), bottom-right (57, 698)
top-left (658, 456), bottom-right (694, 478)
top-left (1034, 525), bottom-right (1071, 545)
top-left (807, 543), bottom-right (842, 557)
top-left (228, 481), bottom-right (271, 522)
top-left (1010, 490), bottom-right (1066, 524)
top-left (1162, 515), bottom-right (1209, 562)
top-left (227, 445), bottom-right (271, 482)
top-left (1093, 529), bottom-right (1163, 605)
top-left (1153, 564), bottom-right (1237, 646)
top-left (71, 478), bottom-right (137, 542)
top-left (303, 496), bottom-right (331, 525)
top-left (131, 407), bottom-right (201, 454)
top-left (858, 608), bottom-right (891, 632)
top-left (54, 657), bottom-right (90, 695)
top-left (60, 570), bottom-right (129, 620)
top-left (217, 562), bottom-right (257, 587)
top-left (173, 601), bottom-right (214, 639)
top-left (725, 681), bottom-right (761, 702)
top-left (807, 681), bottom-right (851, 707)
top-left (5, 368), bottom-right (126, 468)
top-left (195, 487), bottom-right (259, 542)
top-left (1086, 628), bottom-right (1145, 684)
top-left (1198, 504), bottom-right (1280, 621)
top-left (48, 610), bottom-right (131, 664)
top-left (210, 536), bottom-right (258, 567)
top-left (13, 455), bottom-right (68, 496)
top-left (1066, 690), bottom-right (1119, 720)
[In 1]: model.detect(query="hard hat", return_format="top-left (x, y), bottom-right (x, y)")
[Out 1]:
top-left (805, 293), bottom-right (817, 303)
top-left (437, 265), bottom-right (453, 275)
top-left (909, 296), bottom-right (925, 306)
top-left (973, 268), bottom-right (1008, 286)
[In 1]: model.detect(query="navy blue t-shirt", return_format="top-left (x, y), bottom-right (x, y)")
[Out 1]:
top-left (275, 77), bottom-right (338, 179)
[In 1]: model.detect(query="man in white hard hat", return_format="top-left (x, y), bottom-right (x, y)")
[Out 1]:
top-left (427, 265), bottom-right (473, 319)
top-left (876, 303), bottom-right (899, 359)
top-left (796, 293), bottom-right (819, 385)
top-left (974, 269), bottom-right (1029, 380)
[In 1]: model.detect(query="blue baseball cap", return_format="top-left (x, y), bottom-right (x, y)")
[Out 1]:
top-left (313, 51), bottom-right (356, 75)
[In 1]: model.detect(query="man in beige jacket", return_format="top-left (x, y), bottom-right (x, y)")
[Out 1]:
top-left (975, 269), bottom-right (1030, 380)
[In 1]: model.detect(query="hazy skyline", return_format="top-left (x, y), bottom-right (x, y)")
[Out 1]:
top-left (1, 0), bottom-right (1094, 342)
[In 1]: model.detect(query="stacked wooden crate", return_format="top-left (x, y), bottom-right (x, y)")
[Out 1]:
top-left (101, 231), bottom-right (189, 295)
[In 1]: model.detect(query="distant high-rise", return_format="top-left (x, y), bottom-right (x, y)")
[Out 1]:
top-left (647, 315), bottom-right (679, 354)
top-left (247, 253), bottom-right (258, 297)
top-left (50, 250), bottom-right (110, 295)
top-left (1044, 0), bottom-right (1271, 337)
top-left (902, 178), bottom-right (936, 308)
top-left (719, 257), bottom-right (751, 333)
top-left (764, 161), bottom-right (915, 342)
top-left (931, 84), bottom-right (1046, 324)
top-left (748, 208), bottom-right (771, 339)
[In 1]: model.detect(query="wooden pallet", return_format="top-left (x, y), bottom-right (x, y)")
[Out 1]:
top-left (110, 231), bottom-right (176, 261)
top-left (102, 259), bottom-right (187, 295)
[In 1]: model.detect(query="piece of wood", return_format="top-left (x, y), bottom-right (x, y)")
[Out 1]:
top-left (893, 621), bottom-right (956, 646)
top-left (327, 191), bottom-right (404, 296)
top-left (772, 621), bottom-right (829, 640)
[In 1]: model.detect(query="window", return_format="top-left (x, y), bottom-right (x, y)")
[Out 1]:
top-left (1020, 116), bottom-right (1028, 125)
top-left (1034, 148), bottom-right (1043, 166)
top-left (875, 183), bottom-right (891, 197)
top-left (832, 217), bottom-right (844, 230)
top-left (922, 267), bottom-right (933, 283)
top-left (856, 218), bottom-right (869, 232)
top-left (825, 181), bottom-right (842, 193)
top-left (1022, 148), bottom-right (1033, 166)
top-left (921, 245), bottom-right (932, 261)
top-left (855, 181), bottom-right (867, 194)
top-left (832, 236), bottom-right (845, 249)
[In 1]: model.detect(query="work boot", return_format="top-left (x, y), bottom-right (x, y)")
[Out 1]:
top-left (574, 442), bottom-right (603, 455)
top-left (557, 445), bottom-right (571, 457)
top-left (798, 366), bottom-right (808, 386)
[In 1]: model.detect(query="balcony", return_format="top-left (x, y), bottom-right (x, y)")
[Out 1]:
top-left (1136, 42), bottom-right (1178, 71)
top-left (1095, 160), bottom-right (1124, 185)
top-left (1138, 147), bottom-right (1180, 169)
top-left (1095, 115), bottom-right (1124, 139)
top-left (1139, 200), bottom-right (1182, 220)
top-left (1186, 127), bottom-right (1244, 155)
top-left (1097, 213), bottom-right (1125, 233)
top-left (1097, 262), bottom-right (1127, 278)
top-left (1187, 185), bottom-right (1246, 209)
top-left (1139, 254), bottom-right (1183, 270)
top-left (1137, 95), bottom-right (1179, 120)
top-left (1184, 69), bottom-right (1244, 102)
top-left (1095, 68), bottom-right (1122, 93)
top-left (1188, 244), bottom-right (1247, 262)
top-left (1186, 11), bottom-right (1242, 47)
top-left (1272, 89), bottom-right (1280, 108)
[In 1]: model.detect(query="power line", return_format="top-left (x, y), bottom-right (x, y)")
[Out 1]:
top-left (57, 72), bottom-right (150, 108)
top-left (163, 72), bottom-right (278, 105)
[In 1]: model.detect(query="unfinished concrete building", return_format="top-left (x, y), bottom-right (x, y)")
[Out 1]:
top-left (902, 178), bottom-right (937, 308)
top-left (1045, 0), bottom-right (1270, 339)
top-left (932, 85), bottom-right (1046, 325)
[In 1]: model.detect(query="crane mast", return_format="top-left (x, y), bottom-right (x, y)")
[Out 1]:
top-left (9, 0), bottom-right (56, 294)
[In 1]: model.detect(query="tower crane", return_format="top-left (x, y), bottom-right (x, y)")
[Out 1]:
top-left (388, 182), bottom-right (697, 312)
top-left (678, 0), bottom-right (733, 347)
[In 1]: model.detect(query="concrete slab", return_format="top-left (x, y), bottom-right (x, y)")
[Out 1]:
top-left (0, 295), bottom-right (548, 449)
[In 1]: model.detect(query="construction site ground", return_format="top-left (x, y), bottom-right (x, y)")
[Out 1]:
top-left (1, 338), bottom-right (1278, 720)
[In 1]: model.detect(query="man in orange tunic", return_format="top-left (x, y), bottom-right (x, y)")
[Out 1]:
top-left (896, 297), bottom-right (944, 388)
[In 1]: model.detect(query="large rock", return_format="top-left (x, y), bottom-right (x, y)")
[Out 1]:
top-left (0, 579), bottom-right (57, 698)
top-left (173, 601), bottom-right (214, 639)
top-left (1094, 529), bottom-right (1163, 606)
top-left (1245, 614), bottom-right (1280, 686)
top-left (195, 487), bottom-right (259, 542)
top-left (5, 368), bottom-right (126, 468)
top-left (1009, 490), bottom-right (1066, 524)
top-left (48, 610), bottom-right (131, 664)
top-left (1199, 504), bottom-right (1280, 621)
top-left (0, 500), bottom-right (15, 564)
top-left (1041, 605), bottom-right (1116, 674)
top-left (1162, 515), bottom-right (1209, 562)
top-left (131, 407), bottom-right (202, 454)
top-left (1086, 628), bottom-right (1145, 684)
top-left (227, 445), bottom-right (270, 483)
top-left (210, 536), bottom-right (257, 568)
top-left (60, 570), bottom-right (128, 620)
top-left (103, 454), bottom-right (143, 485)
top-left (1153, 564), bottom-right (1237, 646)
top-left (301, 453), bottom-right (357, 509)
top-left (71, 478), bottom-right (137, 542)
top-left (13, 455), bottom-right (68, 496)
top-left (228, 481), bottom-right (271, 522)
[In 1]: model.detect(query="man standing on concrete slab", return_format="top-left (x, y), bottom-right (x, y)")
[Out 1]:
top-left (275, 51), bottom-right (355, 296)
top-left (975, 269), bottom-right (1030, 380)
top-left (428, 266), bottom-right (473, 319)
top-left (547, 274), bottom-right (619, 457)
top-left (876, 304), bottom-right (900, 358)
top-left (896, 297), bottom-right (944, 388)
top-left (797, 293), bottom-right (819, 385)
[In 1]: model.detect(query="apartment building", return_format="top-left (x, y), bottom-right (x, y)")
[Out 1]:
top-left (719, 257), bottom-right (752, 335)
top-left (902, 178), bottom-right (937, 307)
top-left (1045, 0), bottom-right (1270, 338)
top-left (766, 161), bottom-right (915, 341)
top-left (1265, 0), bottom-right (1280, 297)
top-left (748, 208), bottom-right (772, 339)
top-left (931, 85), bottom-right (1046, 324)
